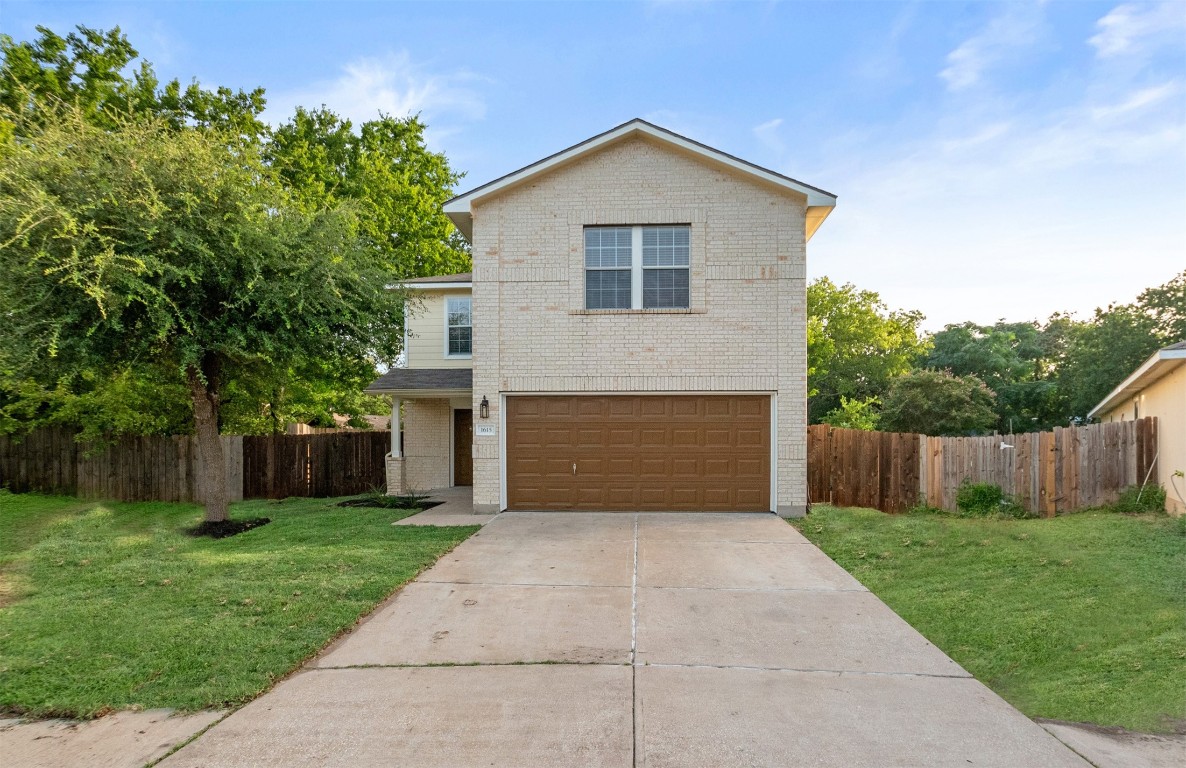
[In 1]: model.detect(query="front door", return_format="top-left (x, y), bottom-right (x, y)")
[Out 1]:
top-left (453, 409), bottom-right (473, 486)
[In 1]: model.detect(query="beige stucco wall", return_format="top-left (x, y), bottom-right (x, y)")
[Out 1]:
top-left (405, 288), bottom-right (473, 369)
top-left (468, 134), bottom-right (809, 515)
top-left (1103, 365), bottom-right (1186, 515)
top-left (403, 399), bottom-right (452, 491)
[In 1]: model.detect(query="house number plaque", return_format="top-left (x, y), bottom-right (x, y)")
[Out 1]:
top-left (475, 425), bottom-right (496, 437)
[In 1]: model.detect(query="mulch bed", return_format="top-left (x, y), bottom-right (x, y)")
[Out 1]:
top-left (185, 517), bottom-right (272, 539)
top-left (336, 499), bottom-right (443, 512)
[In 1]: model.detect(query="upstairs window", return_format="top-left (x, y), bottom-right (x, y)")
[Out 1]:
top-left (584, 225), bottom-right (690, 310)
top-left (446, 297), bottom-right (472, 356)
top-left (584, 227), bottom-right (633, 309)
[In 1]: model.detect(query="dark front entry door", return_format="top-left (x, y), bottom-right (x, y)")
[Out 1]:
top-left (453, 409), bottom-right (473, 486)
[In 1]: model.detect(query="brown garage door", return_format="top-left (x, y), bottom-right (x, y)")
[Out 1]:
top-left (506, 395), bottom-right (770, 512)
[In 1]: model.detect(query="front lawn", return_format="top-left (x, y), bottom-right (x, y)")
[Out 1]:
top-left (791, 506), bottom-right (1186, 732)
top-left (0, 491), bottom-right (478, 718)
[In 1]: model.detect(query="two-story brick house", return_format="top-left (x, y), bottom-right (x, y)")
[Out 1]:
top-left (366, 119), bottom-right (836, 516)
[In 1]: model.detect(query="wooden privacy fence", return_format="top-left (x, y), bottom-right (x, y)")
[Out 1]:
top-left (808, 417), bottom-right (1158, 516)
top-left (0, 428), bottom-right (390, 502)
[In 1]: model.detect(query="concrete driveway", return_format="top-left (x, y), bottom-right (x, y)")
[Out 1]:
top-left (161, 512), bottom-right (1089, 767)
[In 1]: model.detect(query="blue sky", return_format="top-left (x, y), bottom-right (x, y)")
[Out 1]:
top-left (4, 1), bottom-right (1184, 330)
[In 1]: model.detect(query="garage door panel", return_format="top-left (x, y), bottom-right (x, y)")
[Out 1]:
top-left (507, 395), bottom-right (770, 512)
top-left (703, 457), bottom-right (732, 478)
top-left (639, 457), bottom-right (668, 477)
top-left (639, 428), bottom-right (667, 447)
top-left (736, 428), bottom-right (766, 448)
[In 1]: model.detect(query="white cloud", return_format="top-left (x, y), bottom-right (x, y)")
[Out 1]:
top-left (753, 118), bottom-right (785, 155)
top-left (1089, 2), bottom-right (1186, 59)
top-left (810, 54), bottom-right (1185, 330)
top-left (265, 52), bottom-right (487, 137)
top-left (940, 5), bottom-right (1043, 91)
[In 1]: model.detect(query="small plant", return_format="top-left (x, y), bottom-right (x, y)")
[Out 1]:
top-left (1113, 484), bottom-right (1167, 514)
top-left (955, 481), bottom-right (1031, 519)
top-left (339, 485), bottom-right (436, 510)
top-left (956, 482), bottom-right (1003, 516)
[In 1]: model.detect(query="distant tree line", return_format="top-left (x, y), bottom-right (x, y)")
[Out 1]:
top-left (808, 271), bottom-right (1184, 436)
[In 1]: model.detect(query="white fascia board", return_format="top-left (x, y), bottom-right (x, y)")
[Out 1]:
top-left (1087, 348), bottom-right (1186, 418)
top-left (444, 119), bottom-right (838, 243)
top-left (403, 282), bottom-right (472, 291)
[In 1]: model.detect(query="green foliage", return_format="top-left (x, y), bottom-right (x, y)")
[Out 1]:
top-left (879, 369), bottom-right (998, 436)
top-left (924, 319), bottom-right (1077, 432)
top-left (821, 396), bottom-right (881, 431)
top-left (0, 25), bottom-right (267, 138)
top-left (0, 24), bottom-right (465, 445)
top-left (955, 482), bottom-right (1005, 515)
top-left (0, 494), bottom-right (477, 717)
top-left (268, 107), bottom-right (470, 279)
top-left (1113, 484), bottom-right (1168, 514)
top-left (1058, 274), bottom-right (1182, 419)
top-left (0, 100), bottom-right (403, 382)
top-left (954, 481), bottom-right (1030, 519)
top-left (791, 506), bottom-right (1186, 731)
top-left (807, 277), bottom-right (927, 422)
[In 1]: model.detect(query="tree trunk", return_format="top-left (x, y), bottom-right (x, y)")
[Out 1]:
top-left (188, 360), bottom-right (228, 523)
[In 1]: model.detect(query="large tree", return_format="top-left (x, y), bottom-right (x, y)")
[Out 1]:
top-left (1058, 271), bottom-right (1184, 420)
top-left (923, 319), bottom-right (1076, 432)
top-left (879, 370), bottom-right (998, 436)
top-left (0, 102), bottom-right (405, 521)
top-left (1, 24), bottom-right (466, 443)
top-left (267, 107), bottom-right (470, 279)
top-left (807, 277), bottom-right (927, 422)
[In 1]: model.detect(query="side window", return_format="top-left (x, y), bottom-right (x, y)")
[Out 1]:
top-left (446, 297), bottom-right (472, 356)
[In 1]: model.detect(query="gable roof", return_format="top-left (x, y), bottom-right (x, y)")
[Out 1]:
top-left (444, 118), bottom-right (838, 242)
top-left (1087, 341), bottom-right (1186, 419)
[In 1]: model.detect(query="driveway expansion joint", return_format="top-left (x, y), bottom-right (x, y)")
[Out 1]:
top-left (638, 661), bottom-right (975, 679)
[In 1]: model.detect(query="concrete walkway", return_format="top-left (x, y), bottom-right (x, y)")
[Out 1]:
top-left (390, 486), bottom-right (493, 527)
top-left (160, 512), bottom-right (1090, 767)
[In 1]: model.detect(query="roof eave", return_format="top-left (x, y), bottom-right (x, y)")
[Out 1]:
top-left (444, 118), bottom-right (837, 245)
top-left (1087, 348), bottom-right (1186, 418)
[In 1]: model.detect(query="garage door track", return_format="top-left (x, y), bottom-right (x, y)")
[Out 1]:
top-left (161, 512), bottom-right (1089, 767)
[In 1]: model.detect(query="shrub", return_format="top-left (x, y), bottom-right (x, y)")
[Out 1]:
top-left (955, 481), bottom-right (1031, 519)
top-left (1113, 484), bottom-right (1167, 514)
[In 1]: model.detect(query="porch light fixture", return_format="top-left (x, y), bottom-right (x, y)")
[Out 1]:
top-left (480, 396), bottom-right (489, 419)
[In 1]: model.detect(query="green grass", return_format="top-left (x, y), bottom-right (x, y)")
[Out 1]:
top-left (791, 506), bottom-right (1186, 733)
top-left (0, 491), bottom-right (478, 718)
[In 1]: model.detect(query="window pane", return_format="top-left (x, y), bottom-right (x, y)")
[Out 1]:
top-left (585, 227), bottom-right (633, 268)
top-left (642, 225), bottom-right (690, 267)
top-left (643, 268), bottom-right (690, 309)
top-left (585, 269), bottom-right (632, 309)
top-left (446, 297), bottom-right (472, 354)
top-left (448, 326), bottom-right (472, 355)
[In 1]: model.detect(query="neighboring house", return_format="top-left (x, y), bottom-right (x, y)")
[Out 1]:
top-left (367, 119), bottom-right (837, 515)
top-left (1088, 340), bottom-right (1186, 515)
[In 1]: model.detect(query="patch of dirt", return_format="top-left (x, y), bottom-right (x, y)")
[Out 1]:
top-left (336, 499), bottom-right (443, 511)
top-left (185, 518), bottom-right (271, 539)
top-left (1037, 717), bottom-right (1186, 737)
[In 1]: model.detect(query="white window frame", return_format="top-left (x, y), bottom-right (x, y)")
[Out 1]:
top-left (584, 225), bottom-right (690, 310)
top-left (444, 296), bottom-right (472, 358)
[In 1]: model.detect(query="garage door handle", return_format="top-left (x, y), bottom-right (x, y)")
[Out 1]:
top-left (572, 462), bottom-right (577, 475)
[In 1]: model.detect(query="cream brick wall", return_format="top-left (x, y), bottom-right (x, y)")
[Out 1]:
top-left (468, 135), bottom-right (810, 515)
top-left (403, 399), bottom-right (452, 491)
